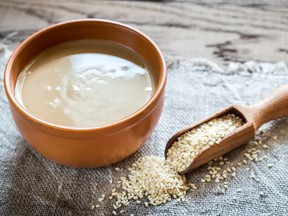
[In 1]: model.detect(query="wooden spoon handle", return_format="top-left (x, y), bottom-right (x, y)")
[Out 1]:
top-left (249, 85), bottom-right (288, 129)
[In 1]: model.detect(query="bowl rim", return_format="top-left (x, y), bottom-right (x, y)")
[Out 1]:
top-left (4, 19), bottom-right (167, 134)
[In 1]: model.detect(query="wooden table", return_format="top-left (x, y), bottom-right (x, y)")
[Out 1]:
top-left (0, 0), bottom-right (287, 65)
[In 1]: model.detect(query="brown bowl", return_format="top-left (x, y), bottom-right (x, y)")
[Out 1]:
top-left (4, 19), bottom-right (167, 168)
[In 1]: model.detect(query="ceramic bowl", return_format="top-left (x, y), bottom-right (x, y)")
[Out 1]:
top-left (4, 19), bottom-right (167, 168)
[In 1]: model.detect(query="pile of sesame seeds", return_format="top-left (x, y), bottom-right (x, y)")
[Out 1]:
top-left (166, 114), bottom-right (244, 172)
top-left (111, 156), bottom-right (189, 210)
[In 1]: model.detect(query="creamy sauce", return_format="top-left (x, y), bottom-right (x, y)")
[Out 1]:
top-left (15, 40), bottom-right (153, 128)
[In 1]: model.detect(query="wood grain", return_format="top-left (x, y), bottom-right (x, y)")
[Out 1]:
top-left (0, 0), bottom-right (287, 65)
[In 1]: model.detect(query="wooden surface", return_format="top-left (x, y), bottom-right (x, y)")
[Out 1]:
top-left (0, 0), bottom-right (287, 65)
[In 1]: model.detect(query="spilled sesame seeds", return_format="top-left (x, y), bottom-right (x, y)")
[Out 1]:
top-left (96, 113), bottom-right (245, 213)
top-left (91, 114), bottom-right (278, 215)
top-left (110, 155), bottom-right (189, 209)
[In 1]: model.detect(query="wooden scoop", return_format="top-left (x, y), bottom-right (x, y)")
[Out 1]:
top-left (165, 85), bottom-right (288, 175)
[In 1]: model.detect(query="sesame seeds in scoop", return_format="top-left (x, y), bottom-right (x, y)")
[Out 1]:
top-left (166, 114), bottom-right (244, 172)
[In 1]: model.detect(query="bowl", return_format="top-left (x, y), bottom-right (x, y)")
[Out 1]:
top-left (4, 19), bottom-right (167, 168)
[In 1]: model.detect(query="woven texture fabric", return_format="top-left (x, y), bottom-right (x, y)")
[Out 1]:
top-left (0, 45), bottom-right (287, 216)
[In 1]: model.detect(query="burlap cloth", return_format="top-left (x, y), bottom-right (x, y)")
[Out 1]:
top-left (0, 45), bottom-right (287, 216)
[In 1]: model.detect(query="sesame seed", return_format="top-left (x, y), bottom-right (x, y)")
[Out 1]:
top-left (267, 164), bottom-right (274, 168)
